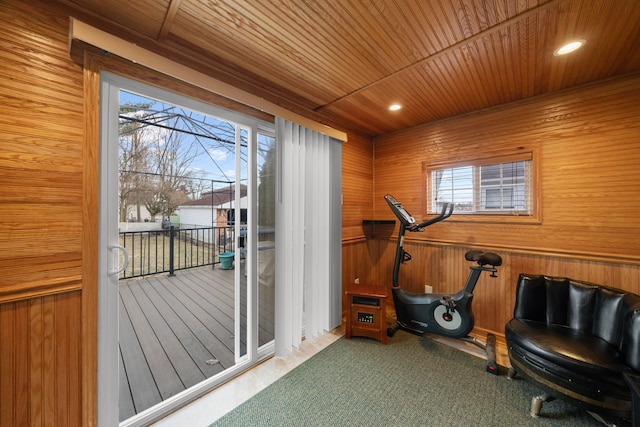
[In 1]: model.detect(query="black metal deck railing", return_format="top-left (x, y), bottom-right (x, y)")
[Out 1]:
top-left (118, 226), bottom-right (237, 279)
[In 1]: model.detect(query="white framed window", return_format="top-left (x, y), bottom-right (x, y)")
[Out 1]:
top-left (425, 152), bottom-right (537, 221)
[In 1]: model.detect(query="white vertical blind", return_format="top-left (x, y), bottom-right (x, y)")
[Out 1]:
top-left (275, 118), bottom-right (342, 358)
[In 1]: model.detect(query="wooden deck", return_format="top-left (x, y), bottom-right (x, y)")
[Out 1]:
top-left (118, 266), bottom-right (274, 421)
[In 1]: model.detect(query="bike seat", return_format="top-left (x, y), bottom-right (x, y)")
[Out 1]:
top-left (465, 250), bottom-right (502, 267)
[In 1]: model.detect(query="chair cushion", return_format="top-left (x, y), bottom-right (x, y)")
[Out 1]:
top-left (506, 318), bottom-right (631, 398)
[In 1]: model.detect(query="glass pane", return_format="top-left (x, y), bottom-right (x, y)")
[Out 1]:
top-left (501, 161), bottom-right (525, 184)
top-left (480, 163), bottom-right (501, 183)
top-left (238, 127), bottom-right (248, 359)
top-left (117, 89), bottom-right (254, 419)
top-left (432, 166), bottom-right (473, 212)
top-left (484, 188), bottom-right (501, 209)
top-left (257, 132), bottom-right (276, 347)
top-left (479, 160), bottom-right (528, 212)
top-left (503, 187), bottom-right (514, 208)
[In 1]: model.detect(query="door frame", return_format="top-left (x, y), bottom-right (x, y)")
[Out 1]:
top-left (97, 72), bottom-right (274, 427)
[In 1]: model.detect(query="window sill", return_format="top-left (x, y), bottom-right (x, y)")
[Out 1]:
top-left (422, 214), bottom-right (541, 225)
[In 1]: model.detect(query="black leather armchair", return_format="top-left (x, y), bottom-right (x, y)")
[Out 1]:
top-left (505, 273), bottom-right (640, 424)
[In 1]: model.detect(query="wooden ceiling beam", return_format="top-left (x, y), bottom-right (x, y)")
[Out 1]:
top-left (158, 0), bottom-right (182, 41)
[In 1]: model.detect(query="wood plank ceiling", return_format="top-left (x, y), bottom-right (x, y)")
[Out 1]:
top-left (57, 0), bottom-right (640, 137)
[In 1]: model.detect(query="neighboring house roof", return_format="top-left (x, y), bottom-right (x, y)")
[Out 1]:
top-left (180, 184), bottom-right (247, 208)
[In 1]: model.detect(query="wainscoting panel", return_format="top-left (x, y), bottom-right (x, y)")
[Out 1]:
top-left (348, 239), bottom-right (640, 337)
top-left (0, 291), bottom-right (83, 426)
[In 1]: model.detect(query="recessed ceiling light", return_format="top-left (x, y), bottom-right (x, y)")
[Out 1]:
top-left (554, 39), bottom-right (586, 56)
top-left (389, 104), bottom-right (402, 111)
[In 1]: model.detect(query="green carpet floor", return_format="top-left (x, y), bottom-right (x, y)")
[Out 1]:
top-left (210, 331), bottom-right (615, 426)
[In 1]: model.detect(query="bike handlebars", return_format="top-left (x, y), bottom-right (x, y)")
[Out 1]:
top-left (409, 202), bottom-right (454, 231)
top-left (384, 194), bottom-right (454, 231)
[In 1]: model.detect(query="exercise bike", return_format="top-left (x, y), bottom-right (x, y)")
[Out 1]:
top-left (384, 194), bottom-right (503, 374)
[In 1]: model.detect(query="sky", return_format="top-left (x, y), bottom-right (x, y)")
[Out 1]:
top-left (119, 90), bottom-right (243, 189)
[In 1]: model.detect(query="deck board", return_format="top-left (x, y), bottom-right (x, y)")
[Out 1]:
top-left (118, 265), bottom-right (274, 421)
top-left (128, 280), bottom-right (207, 388)
top-left (118, 348), bottom-right (136, 420)
top-left (120, 284), bottom-right (185, 401)
top-left (144, 275), bottom-right (234, 367)
top-left (118, 288), bottom-right (166, 412)
top-left (155, 273), bottom-right (237, 354)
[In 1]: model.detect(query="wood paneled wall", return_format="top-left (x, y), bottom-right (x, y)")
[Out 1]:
top-left (363, 72), bottom-right (640, 337)
top-left (340, 132), bottom-right (375, 311)
top-left (341, 132), bottom-right (374, 241)
top-left (0, 1), bottom-right (88, 425)
top-left (373, 73), bottom-right (640, 261)
top-left (374, 241), bottom-right (640, 335)
top-left (0, 1), bottom-right (84, 303)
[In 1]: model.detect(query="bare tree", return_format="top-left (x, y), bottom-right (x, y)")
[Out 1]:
top-left (119, 102), bottom-right (153, 222)
top-left (145, 122), bottom-right (200, 218)
top-left (258, 136), bottom-right (276, 228)
top-left (119, 99), bottom-right (235, 222)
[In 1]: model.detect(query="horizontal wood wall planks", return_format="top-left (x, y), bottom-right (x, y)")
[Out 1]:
top-left (373, 73), bottom-right (640, 262)
top-left (0, 0), bottom-right (84, 303)
top-left (341, 132), bottom-right (374, 240)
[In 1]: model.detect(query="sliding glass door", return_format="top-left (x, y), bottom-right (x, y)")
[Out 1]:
top-left (98, 73), bottom-right (275, 426)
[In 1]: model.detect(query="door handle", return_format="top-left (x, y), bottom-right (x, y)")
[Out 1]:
top-left (108, 244), bottom-right (129, 276)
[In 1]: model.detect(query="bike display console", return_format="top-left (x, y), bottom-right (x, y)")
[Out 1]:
top-left (345, 283), bottom-right (387, 344)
